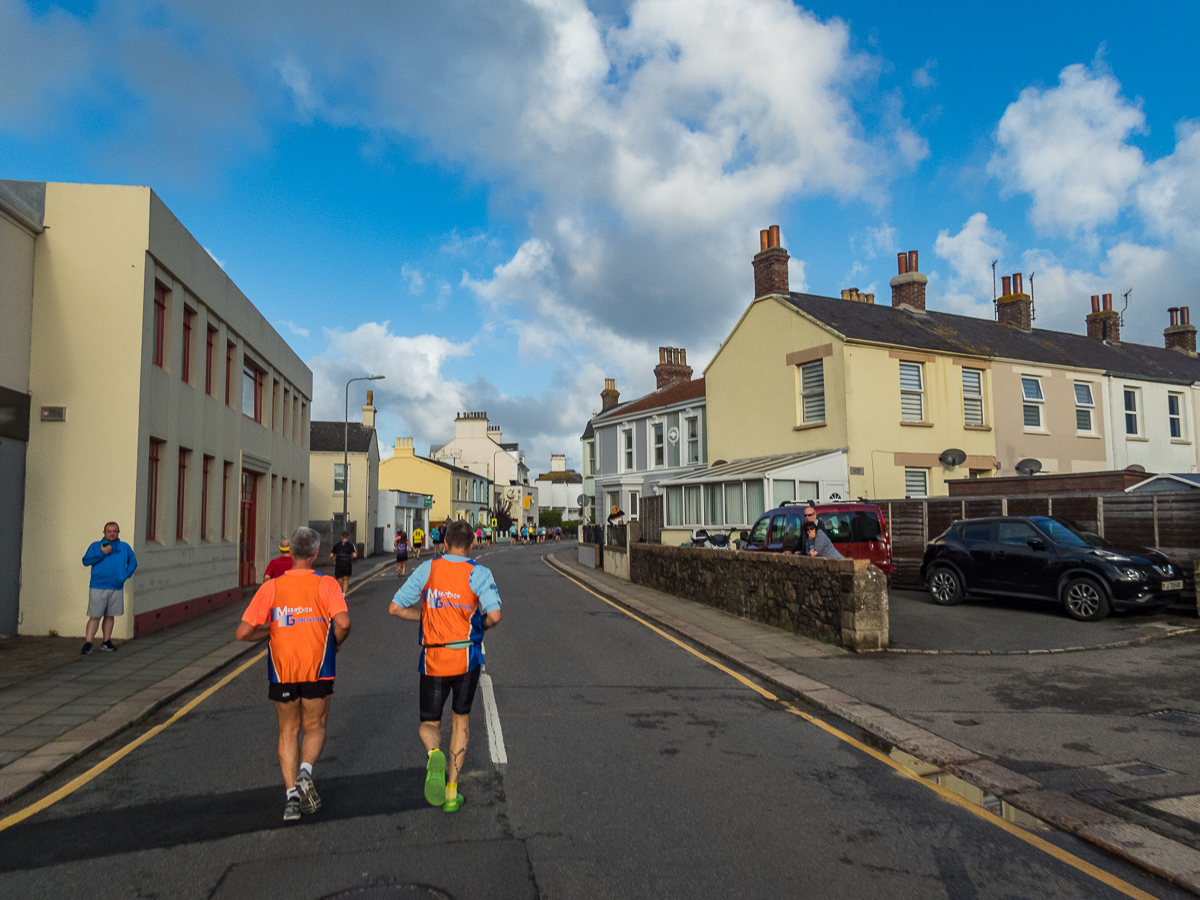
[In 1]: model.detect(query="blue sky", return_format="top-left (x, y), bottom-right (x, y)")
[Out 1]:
top-left (3, 0), bottom-right (1198, 471)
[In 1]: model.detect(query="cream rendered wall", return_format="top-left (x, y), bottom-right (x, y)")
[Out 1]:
top-left (309, 446), bottom-right (379, 551)
top-left (0, 212), bottom-right (35, 392)
top-left (1105, 376), bottom-right (1199, 473)
top-left (991, 363), bottom-right (1108, 475)
top-left (20, 183), bottom-right (312, 638)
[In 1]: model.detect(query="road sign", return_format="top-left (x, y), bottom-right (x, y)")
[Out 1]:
top-left (424, 497), bottom-right (433, 508)
top-left (491, 518), bottom-right (498, 527)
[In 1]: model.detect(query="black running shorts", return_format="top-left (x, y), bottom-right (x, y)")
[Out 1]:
top-left (269, 680), bottom-right (334, 702)
top-left (419, 668), bottom-right (481, 721)
top-left (334, 560), bottom-right (353, 578)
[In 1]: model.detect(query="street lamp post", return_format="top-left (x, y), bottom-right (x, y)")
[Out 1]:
top-left (343, 375), bottom-right (385, 530)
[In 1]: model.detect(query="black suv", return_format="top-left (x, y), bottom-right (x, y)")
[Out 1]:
top-left (920, 516), bottom-right (1182, 621)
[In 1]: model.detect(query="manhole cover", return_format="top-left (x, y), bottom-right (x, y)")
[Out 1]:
top-left (320, 887), bottom-right (453, 900)
top-left (1118, 763), bottom-right (1169, 778)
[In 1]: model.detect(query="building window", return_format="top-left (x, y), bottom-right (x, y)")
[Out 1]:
top-left (653, 423), bottom-right (664, 467)
top-left (962, 368), bottom-right (984, 426)
top-left (686, 417), bottom-right (700, 464)
top-left (293, 396), bottom-right (300, 442)
top-left (147, 439), bottom-right (163, 540)
top-left (904, 468), bottom-right (928, 498)
top-left (176, 448), bottom-right (189, 541)
top-left (180, 306), bottom-right (195, 383)
top-left (243, 361), bottom-right (264, 422)
top-left (666, 486), bottom-right (683, 526)
top-left (623, 428), bottom-right (634, 471)
top-left (301, 403), bottom-right (308, 446)
top-left (1071, 383), bottom-right (1095, 432)
top-left (684, 485), bottom-right (702, 525)
top-left (583, 441), bottom-right (595, 476)
top-left (1124, 388), bottom-right (1140, 436)
top-left (334, 463), bottom-right (347, 494)
top-left (629, 491), bottom-right (639, 519)
top-left (705, 484), bottom-right (724, 526)
top-left (801, 360), bottom-right (826, 423)
top-left (205, 325), bottom-right (217, 395)
top-left (153, 282), bottom-right (168, 368)
top-left (201, 455), bottom-right (212, 540)
top-left (724, 482), bottom-right (744, 525)
top-left (899, 362), bottom-right (924, 422)
top-left (1169, 392), bottom-right (1185, 439)
top-left (1021, 377), bottom-right (1044, 429)
top-left (272, 379), bottom-right (281, 431)
top-left (225, 341), bottom-right (236, 406)
top-left (282, 388), bottom-right (290, 436)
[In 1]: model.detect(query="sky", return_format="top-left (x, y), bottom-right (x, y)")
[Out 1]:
top-left (3, 0), bottom-right (1199, 474)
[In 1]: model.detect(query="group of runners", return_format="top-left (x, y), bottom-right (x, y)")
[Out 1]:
top-left (510, 524), bottom-right (560, 544)
top-left (237, 520), bottom-right (502, 821)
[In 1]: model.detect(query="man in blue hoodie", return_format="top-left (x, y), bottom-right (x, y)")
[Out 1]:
top-left (80, 522), bottom-right (138, 654)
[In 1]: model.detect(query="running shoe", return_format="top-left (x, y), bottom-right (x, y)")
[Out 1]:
top-left (100, 640), bottom-right (117, 652)
top-left (295, 770), bottom-right (321, 813)
top-left (80, 642), bottom-right (92, 655)
top-left (283, 796), bottom-right (301, 822)
top-left (443, 791), bottom-right (465, 813)
top-left (424, 749), bottom-right (446, 806)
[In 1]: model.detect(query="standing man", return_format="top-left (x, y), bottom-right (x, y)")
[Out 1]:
top-left (80, 522), bottom-right (138, 655)
top-left (388, 520), bottom-right (502, 813)
top-left (330, 531), bottom-right (357, 594)
top-left (237, 526), bottom-right (350, 822)
top-left (264, 540), bottom-right (293, 581)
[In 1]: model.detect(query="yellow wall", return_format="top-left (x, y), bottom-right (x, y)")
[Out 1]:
top-left (309, 448), bottom-right (376, 546)
top-left (379, 439), bottom-right (452, 523)
top-left (706, 296), bottom-right (997, 499)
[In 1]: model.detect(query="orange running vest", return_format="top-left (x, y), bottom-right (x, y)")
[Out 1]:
top-left (419, 558), bottom-right (485, 677)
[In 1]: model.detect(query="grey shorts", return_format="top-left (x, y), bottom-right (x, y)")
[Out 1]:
top-left (87, 588), bottom-right (124, 618)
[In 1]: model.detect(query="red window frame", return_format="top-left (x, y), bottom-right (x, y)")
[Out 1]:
top-left (201, 455), bottom-right (212, 540)
top-left (181, 306), bottom-right (195, 384)
top-left (243, 361), bottom-right (264, 422)
top-left (225, 341), bottom-right (236, 406)
top-left (222, 461), bottom-right (231, 540)
top-left (147, 439), bottom-right (163, 540)
top-left (205, 326), bottom-right (217, 395)
top-left (153, 282), bottom-right (168, 368)
top-left (176, 449), bottom-right (188, 541)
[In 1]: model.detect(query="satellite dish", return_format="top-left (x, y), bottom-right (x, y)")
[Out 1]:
top-left (1015, 458), bottom-right (1042, 476)
top-left (577, 494), bottom-right (586, 506)
top-left (938, 448), bottom-right (967, 467)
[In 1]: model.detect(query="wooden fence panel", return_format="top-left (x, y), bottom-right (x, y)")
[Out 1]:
top-left (1101, 494), bottom-right (1156, 548)
top-left (640, 495), bottom-right (664, 544)
top-left (1049, 496), bottom-right (1100, 534)
top-left (1007, 497), bottom-right (1050, 517)
top-left (926, 499), bottom-right (964, 541)
top-left (1155, 494), bottom-right (1200, 549)
top-left (888, 501), bottom-right (927, 587)
top-left (964, 498), bottom-right (1004, 518)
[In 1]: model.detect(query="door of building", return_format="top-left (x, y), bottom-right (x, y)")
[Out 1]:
top-left (238, 471), bottom-right (257, 586)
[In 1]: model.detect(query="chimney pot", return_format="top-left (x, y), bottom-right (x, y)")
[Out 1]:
top-left (760, 230), bottom-right (769, 252)
top-left (1001, 276), bottom-right (1011, 296)
top-left (1091, 295), bottom-right (1100, 313)
top-left (866, 292), bottom-right (875, 304)
top-left (1012, 273), bottom-right (1023, 294)
top-left (366, 390), bottom-right (373, 405)
top-left (1184, 306), bottom-right (1191, 325)
top-left (653, 346), bottom-right (693, 389)
top-left (841, 289), bottom-right (851, 300)
top-left (896, 252), bottom-right (908, 275)
top-left (908, 250), bottom-right (919, 273)
top-left (1103, 293), bottom-right (1113, 311)
top-left (890, 249), bottom-right (928, 311)
top-left (769, 225), bottom-right (780, 248)
top-left (1169, 307), bottom-right (1180, 326)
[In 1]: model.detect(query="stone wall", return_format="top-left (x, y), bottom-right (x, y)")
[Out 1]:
top-left (604, 544), bottom-right (630, 581)
top-left (630, 545), bottom-right (888, 651)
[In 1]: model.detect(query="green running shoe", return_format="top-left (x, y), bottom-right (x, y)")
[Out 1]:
top-left (443, 791), bottom-right (465, 813)
top-left (424, 750), bottom-right (446, 806)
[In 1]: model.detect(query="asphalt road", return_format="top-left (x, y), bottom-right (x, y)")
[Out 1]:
top-left (0, 543), bottom-right (1189, 899)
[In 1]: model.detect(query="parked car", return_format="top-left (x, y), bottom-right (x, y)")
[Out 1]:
top-left (742, 501), bottom-right (892, 580)
top-left (920, 516), bottom-right (1183, 621)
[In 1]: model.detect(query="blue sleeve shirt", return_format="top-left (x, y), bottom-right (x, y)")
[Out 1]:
top-left (391, 555), bottom-right (502, 614)
top-left (82, 540), bottom-right (138, 589)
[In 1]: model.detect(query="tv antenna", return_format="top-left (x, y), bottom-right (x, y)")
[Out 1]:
top-left (1029, 271), bottom-right (1035, 323)
top-left (1121, 288), bottom-right (1131, 326)
top-left (991, 260), bottom-right (999, 319)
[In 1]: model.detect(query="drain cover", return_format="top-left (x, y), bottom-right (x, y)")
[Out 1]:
top-left (320, 887), bottom-right (452, 900)
top-left (1118, 763), bottom-right (1169, 778)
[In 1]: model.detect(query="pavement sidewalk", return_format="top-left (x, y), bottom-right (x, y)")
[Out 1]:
top-left (0, 557), bottom-right (395, 808)
top-left (547, 550), bottom-right (1200, 896)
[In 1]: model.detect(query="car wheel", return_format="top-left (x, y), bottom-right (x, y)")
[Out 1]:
top-left (928, 567), bottom-right (963, 606)
top-left (1062, 576), bottom-right (1111, 621)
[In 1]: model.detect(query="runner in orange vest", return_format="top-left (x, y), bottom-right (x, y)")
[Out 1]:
top-left (388, 519), bottom-right (502, 812)
top-left (237, 526), bottom-right (351, 822)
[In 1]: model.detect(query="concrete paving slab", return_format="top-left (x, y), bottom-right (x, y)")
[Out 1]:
top-left (945, 760), bottom-right (1044, 797)
top-left (1081, 823), bottom-right (1200, 883)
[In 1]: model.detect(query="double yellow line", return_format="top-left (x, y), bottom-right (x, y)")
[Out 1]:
top-left (543, 558), bottom-right (1163, 900)
top-left (0, 564), bottom-right (393, 833)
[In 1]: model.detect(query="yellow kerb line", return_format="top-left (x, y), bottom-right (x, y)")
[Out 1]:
top-left (0, 564), bottom-right (389, 833)
top-left (542, 557), bottom-right (1163, 900)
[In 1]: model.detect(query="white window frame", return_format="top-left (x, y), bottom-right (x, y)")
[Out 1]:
top-left (628, 490), bottom-right (639, 519)
top-left (904, 468), bottom-right (928, 498)
top-left (1021, 376), bottom-right (1044, 430)
top-left (962, 368), bottom-right (984, 427)
top-left (686, 416), bottom-right (700, 464)
top-left (800, 360), bottom-right (826, 424)
top-left (333, 463), bottom-right (347, 494)
top-left (1074, 382), bottom-right (1096, 434)
top-left (899, 362), bottom-right (924, 423)
top-left (1168, 392), bottom-right (1186, 440)
top-left (652, 422), bottom-right (665, 468)
top-left (622, 427), bottom-right (634, 472)
top-left (1124, 387), bottom-right (1141, 437)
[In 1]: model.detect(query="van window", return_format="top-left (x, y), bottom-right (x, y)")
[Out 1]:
top-left (781, 514), bottom-right (802, 547)
top-left (747, 516), bottom-right (770, 545)
top-left (818, 510), bottom-right (882, 543)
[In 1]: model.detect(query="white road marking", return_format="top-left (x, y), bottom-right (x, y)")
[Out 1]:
top-left (480, 668), bottom-right (508, 765)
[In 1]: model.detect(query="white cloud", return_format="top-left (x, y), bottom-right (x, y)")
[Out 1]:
top-left (204, 247), bottom-right (227, 269)
top-left (933, 212), bottom-right (1005, 314)
top-left (988, 61), bottom-right (1146, 239)
top-left (401, 263), bottom-right (425, 295)
top-left (1137, 120), bottom-right (1200, 249)
top-left (281, 320), bottom-right (310, 338)
top-left (911, 59), bottom-right (937, 90)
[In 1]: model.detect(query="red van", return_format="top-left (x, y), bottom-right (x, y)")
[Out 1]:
top-left (741, 501), bottom-right (892, 581)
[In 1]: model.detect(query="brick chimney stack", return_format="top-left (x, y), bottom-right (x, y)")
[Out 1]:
top-left (752, 225), bottom-right (790, 297)
top-left (653, 347), bottom-right (693, 389)
top-left (1086, 294), bottom-right (1121, 344)
top-left (996, 272), bottom-right (1032, 330)
top-left (601, 378), bottom-right (620, 411)
top-left (1165, 306), bottom-right (1197, 355)
top-left (890, 250), bottom-right (927, 312)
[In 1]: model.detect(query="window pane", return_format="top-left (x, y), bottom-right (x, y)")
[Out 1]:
top-left (997, 521), bottom-right (1038, 544)
top-left (898, 362), bottom-right (922, 390)
top-left (1171, 418), bottom-right (1182, 439)
top-left (801, 361), bottom-right (825, 423)
top-left (745, 480), bottom-right (766, 521)
top-left (706, 484), bottom-right (724, 525)
top-left (901, 392), bottom-right (924, 422)
top-left (653, 424), bottom-right (664, 466)
top-left (1124, 389), bottom-right (1137, 412)
top-left (1021, 378), bottom-right (1043, 401)
top-left (684, 486), bottom-right (702, 524)
top-left (1074, 383), bottom-right (1093, 406)
top-left (687, 417), bottom-right (700, 464)
top-left (629, 492), bottom-right (639, 516)
top-left (334, 464), bottom-right (346, 493)
top-left (243, 368), bottom-right (256, 418)
top-left (1169, 394), bottom-right (1180, 416)
top-left (782, 514), bottom-right (802, 547)
top-left (1076, 408), bottom-right (1092, 431)
top-left (904, 468), bottom-right (927, 498)
top-left (796, 481), bottom-right (818, 504)
top-left (772, 479), bottom-right (795, 507)
top-left (1126, 413), bottom-right (1138, 435)
top-left (724, 483), bottom-right (744, 525)
top-left (962, 369), bottom-right (981, 393)
top-left (963, 396), bottom-right (984, 427)
top-left (666, 486), bottom-right (683, 525)
top-left (1023, 404), bottom-right (1041, 428)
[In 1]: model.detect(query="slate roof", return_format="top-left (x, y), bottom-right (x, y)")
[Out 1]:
top-left (593, 377), bottom-right (706, 424)
top-left (783, 293), bottom-right (1200, 384)
top-left (580, 419), bottom-right (594, 440)
top-left (535, 469), bottom-right (583, 483)
top-left (311, 421), bottom-right (375, 454)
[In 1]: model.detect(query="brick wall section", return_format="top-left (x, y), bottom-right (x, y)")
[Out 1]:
top-left (1086, 310), bottom-right (1120, 343)
top-left (752, 247), bottom-right (790, 297)
top-left (889, 272), bottom-right (927, 311)
top-left (629, 544), bottom-right (888, 651)
top-left (1164, 323), bottom-right (1197, 354)
top-left (997, 294), bottom-right (1032, 330)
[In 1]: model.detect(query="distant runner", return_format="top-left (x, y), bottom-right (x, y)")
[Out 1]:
top-left (237, 526), bottom-right (350, 822)
top-left (330, 531), bottom-right (357, 594)
top-left (264, 540), bottom-right (293, 581)
top-left (388, 520), bottom-right (502, 813)
top-left (395, 530), bottom-right (410, 577)
top-left (413, 526), bottom-right (424, 559)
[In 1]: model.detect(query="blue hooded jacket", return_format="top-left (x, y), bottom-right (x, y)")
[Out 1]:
top-left (82, 540), bottom-right (138, 590)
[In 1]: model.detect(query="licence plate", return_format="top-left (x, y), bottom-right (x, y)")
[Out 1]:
top-left (1161, 580), bottom-right (1183, 591)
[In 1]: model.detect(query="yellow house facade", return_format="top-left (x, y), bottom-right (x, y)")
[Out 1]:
top-left (379, 438), bottom-right (492, 529)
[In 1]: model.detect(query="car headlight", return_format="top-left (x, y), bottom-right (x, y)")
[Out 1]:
top-left (1119, 567), bottom-right (1146, 581)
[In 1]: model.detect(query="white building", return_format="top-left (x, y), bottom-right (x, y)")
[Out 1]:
top-left (535, 454), bottom-right (584, 520)
top-left (430, 411), bottom-right (537, 528)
